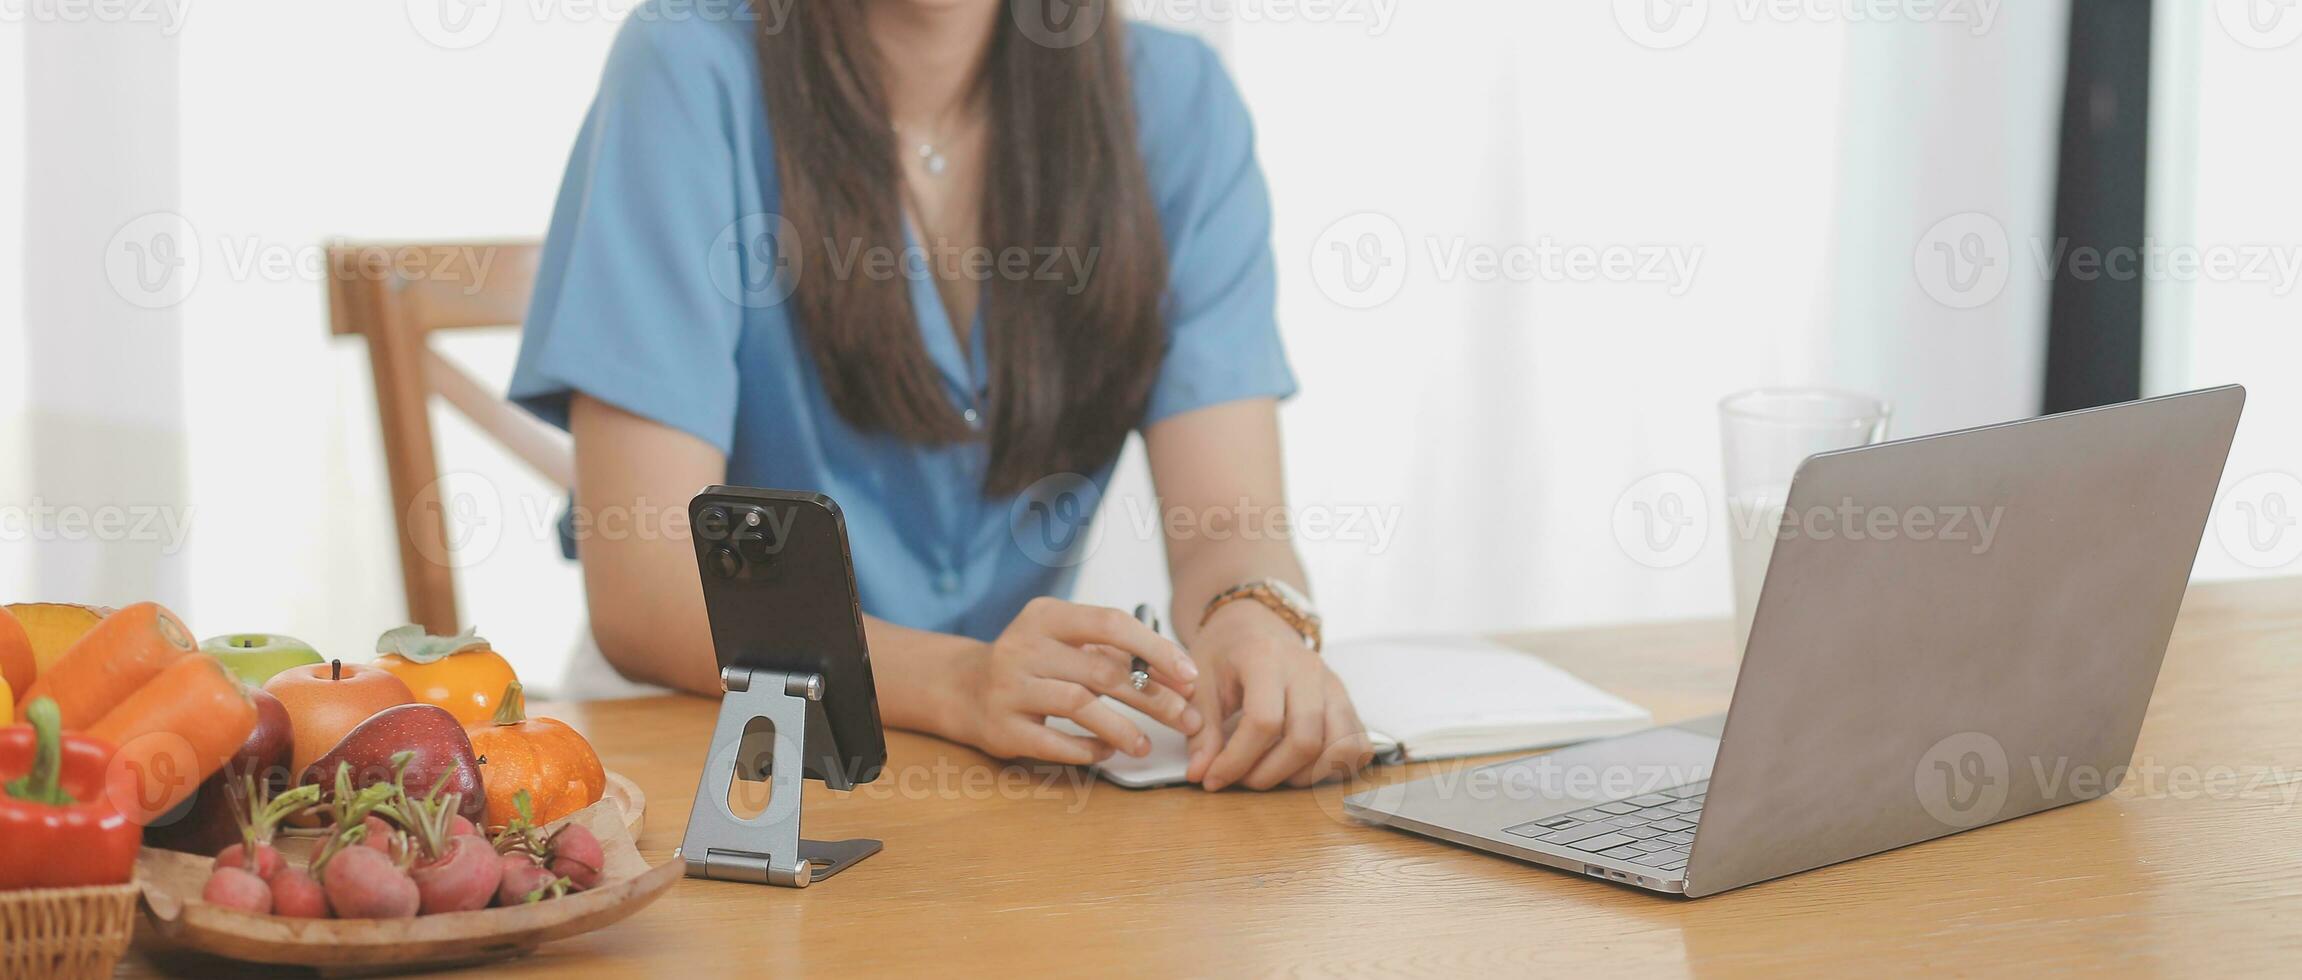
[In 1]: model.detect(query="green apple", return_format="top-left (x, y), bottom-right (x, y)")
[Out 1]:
top-left (201, 633), bottom-right (324, 686)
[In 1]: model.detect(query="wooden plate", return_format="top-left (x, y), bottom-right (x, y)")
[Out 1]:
top-left (604, 770), bottom-right (646, 839)
top-left (136, 797), bottom-right (679, 973)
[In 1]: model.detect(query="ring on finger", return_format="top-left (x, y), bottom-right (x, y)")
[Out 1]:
top-left (1128, 656), bottom-right (1151, 691)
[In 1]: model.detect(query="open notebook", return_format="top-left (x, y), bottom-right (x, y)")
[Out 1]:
top-left (1055, 636), bottom-right (1653, 788)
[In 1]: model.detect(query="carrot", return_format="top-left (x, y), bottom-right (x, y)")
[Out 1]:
top-left (20, 602), bottom-right (197, 731)
top-left (87, 653), bottom-right (258, 825)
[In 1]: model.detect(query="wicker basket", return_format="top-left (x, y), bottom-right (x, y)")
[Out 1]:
top-left (0, 882), bottom-right (141, 980)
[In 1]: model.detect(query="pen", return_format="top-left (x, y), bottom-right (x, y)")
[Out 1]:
top-left (1128, 604), bottom-right (1159, 692)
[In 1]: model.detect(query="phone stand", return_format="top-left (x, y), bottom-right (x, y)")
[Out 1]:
top-left (677, 666), bottom-right (882, 887)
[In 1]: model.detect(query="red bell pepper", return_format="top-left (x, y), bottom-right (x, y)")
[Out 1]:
top-left (1, 697), bottom-right (141, 889)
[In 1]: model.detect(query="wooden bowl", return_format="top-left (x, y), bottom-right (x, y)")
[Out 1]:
top-left (135, 797), bottom-right (678, 972)
top-left (603, 770), bottom-right (646, 839)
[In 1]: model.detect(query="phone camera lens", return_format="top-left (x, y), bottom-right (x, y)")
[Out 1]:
top-left (735, 529), bottom-right (775, 565)
top-left (698, 506), bottom-right (732, 541)
top-left (709, 546), bottom-right (742, 579)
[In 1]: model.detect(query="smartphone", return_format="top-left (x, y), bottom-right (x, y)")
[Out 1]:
top-left (689, 486), bottom-right (887, 786)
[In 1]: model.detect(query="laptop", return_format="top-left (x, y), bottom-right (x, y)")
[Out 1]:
top-left (1344, 386), bottom-right (2245, 897)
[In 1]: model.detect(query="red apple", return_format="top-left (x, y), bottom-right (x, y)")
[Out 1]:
top-left (147, 688), bottom-right (296, 855)
top-left (265, 659), bottom-right (414, 776)
top-left (302, 703), bottom-right (486, 823)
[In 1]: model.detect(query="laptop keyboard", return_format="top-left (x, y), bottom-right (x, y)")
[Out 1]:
top-left (1501, 781), bottom-right (1707, 873)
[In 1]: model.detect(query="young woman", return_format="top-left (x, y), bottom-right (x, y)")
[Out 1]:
top-left (510, 0), bottom-right (1370, 790)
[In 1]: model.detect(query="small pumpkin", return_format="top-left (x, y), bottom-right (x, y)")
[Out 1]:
top-left (466, 681), bottom-right (605, 828)
top-left (371, 625), bottom-right (519, 726)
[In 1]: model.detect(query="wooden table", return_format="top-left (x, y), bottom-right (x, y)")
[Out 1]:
top-left (128, 576), bottom-right (2302, 976)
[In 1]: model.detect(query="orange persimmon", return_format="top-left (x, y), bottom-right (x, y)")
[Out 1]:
top-left (371, 625), bottom-right (519, 727)
top-left (465, 681), bottom-right (605, 828)
top-left (21, 602), bottom-right (197, 730)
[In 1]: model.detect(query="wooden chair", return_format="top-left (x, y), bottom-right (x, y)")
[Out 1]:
top-left (327, 241), bottom-right (571, 635)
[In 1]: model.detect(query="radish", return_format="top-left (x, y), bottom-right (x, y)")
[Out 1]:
top-left (214, 774), bottom-right (321, 881)
top-left (320, 845), bottom-right (418, 918)
top-left (303, 758), bottom-right (421, 918)
top-left (495, 853), bottom-right (565, 906)
top-left (269, 866), bottom-right (330, 918)
top-left (201, 865), bottom-right (272, 914)
top-left (355, 814), bottom-right (401, 853)
top-left (214, 841), bottom-right (283, 880)
top-left (409, 835), bottom-right (502, 913)
top-left (546, 824), bottom-right (605, 891)
top-left (486, 789), bottom-right (576, 904)
top-left (396, 764), bottom-right (505, 913)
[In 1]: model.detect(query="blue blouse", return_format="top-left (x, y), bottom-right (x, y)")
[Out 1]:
top-left (509, 10), bottom-right (1295, 641)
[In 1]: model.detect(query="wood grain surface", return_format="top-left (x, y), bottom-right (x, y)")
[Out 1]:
top-left (124, 576), bottom-right (2302, 977)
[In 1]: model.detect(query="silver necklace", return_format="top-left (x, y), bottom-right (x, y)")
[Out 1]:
top-left (913, 138), bottom-right (948, 177)
top-left (902, 92), bottom-right (976, 179)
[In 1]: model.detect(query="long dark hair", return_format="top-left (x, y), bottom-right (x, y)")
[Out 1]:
top-left (757, 2), bottom-right (1167, 494)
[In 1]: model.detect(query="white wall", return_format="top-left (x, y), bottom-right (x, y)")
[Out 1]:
top-left (171, 3), bottom-right (619, 677)
top-left (2159, 3), bottom-right (2302, 581)
top-left (1080, 1), bottom-right (2068, 640)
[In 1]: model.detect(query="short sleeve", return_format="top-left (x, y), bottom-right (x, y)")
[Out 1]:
top-left (1139, 36), bottom-right (1299, 427)
top-left (508, 18), bottom-right (749, 454)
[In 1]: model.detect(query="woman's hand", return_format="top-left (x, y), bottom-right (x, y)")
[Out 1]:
top-left (1185, 603), bottom-right (1375, 790)
top-left (945, 598), bottom-right (1205, 765)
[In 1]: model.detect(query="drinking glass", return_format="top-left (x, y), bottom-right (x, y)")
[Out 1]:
top-left (1720, 388), bottom-right (1891, 652)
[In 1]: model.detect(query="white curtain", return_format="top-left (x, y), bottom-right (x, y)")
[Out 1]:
top-left (0, 16), bottom-right (25, 594)
top-left (4, 18), bottom-right (192, 608)
top-left (1077, 1), bottom-right (2071, 639)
